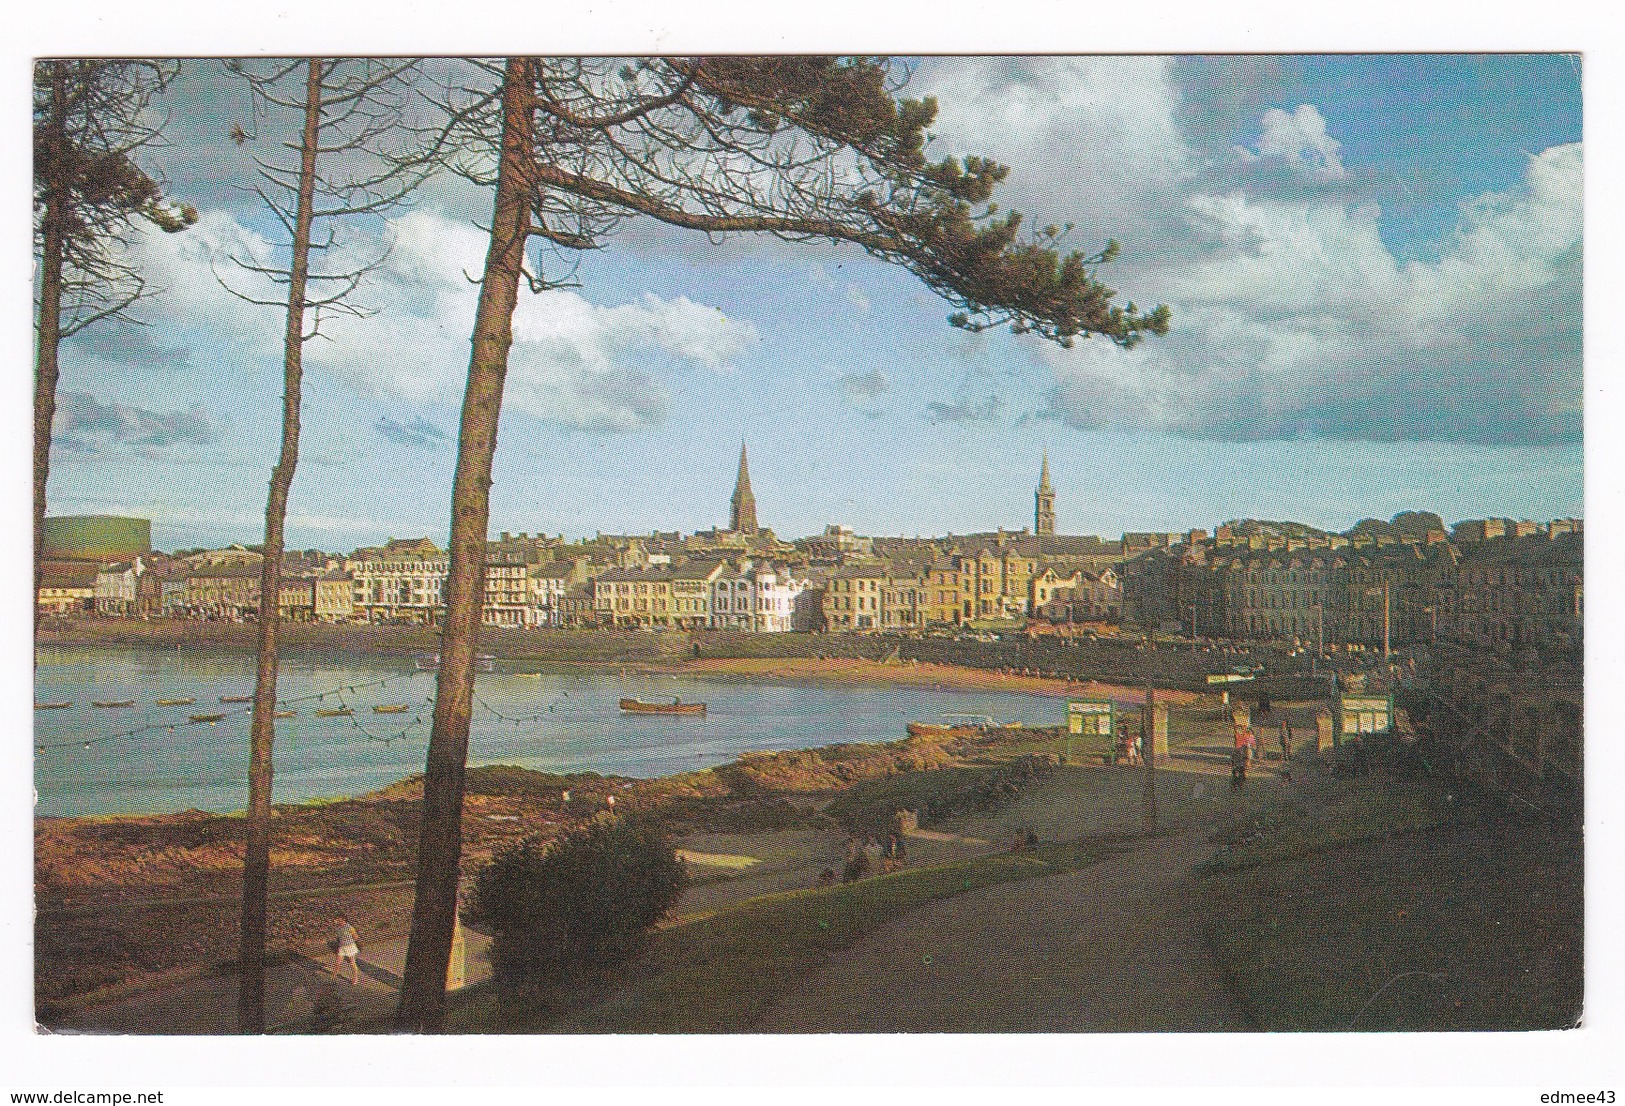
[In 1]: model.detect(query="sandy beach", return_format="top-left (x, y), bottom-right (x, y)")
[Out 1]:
top-left (637, 655), bottom-right (1201, 706)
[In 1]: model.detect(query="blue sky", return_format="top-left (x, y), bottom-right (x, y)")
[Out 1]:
top-left (44, 55), bottom-right (1584, 551)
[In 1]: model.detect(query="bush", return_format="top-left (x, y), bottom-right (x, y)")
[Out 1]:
top-left (466, 815), bottom-right (686, 986)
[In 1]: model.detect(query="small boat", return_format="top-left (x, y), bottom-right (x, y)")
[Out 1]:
top-left (373, 704), bottom-right (410, 714)
top-left (274, 710), bottom-right (297, 719)
top-left (219, 695), bottom-right (254, 704)
top-left (155, 697), bottom-right (196, 706)
top-left (92, 699), bottom-right (135, 709)
top-left (189, 712), bottom-right (228, 724)
top-left (416, 653), bottom-right (496, 673)
top-left (619, 697), bottom-right (706, 716)
top-left (315, 706), bottom-right (354, 718)
top-left (35, 701), bottom-right (72, 710)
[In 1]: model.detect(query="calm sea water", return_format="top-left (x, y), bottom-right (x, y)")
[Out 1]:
top-left (33, 646), bottom-right (1076, 818)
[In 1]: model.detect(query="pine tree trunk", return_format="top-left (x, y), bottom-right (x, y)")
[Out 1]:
top-left (238, 57), bottom-right (320, 1035)
top-left (395, 57), bottom-right (534, 1033)
top-left (34, 63), bottom-right (66, 634)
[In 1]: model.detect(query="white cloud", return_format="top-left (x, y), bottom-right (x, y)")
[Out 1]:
top-left (1240, 104), bottom-right (1347, 181)
top-left (1039, 140), bottom-right (1583, 444)
top-left (916, 56), bottom-right (1192, 244)
top-left (901, 71), bottom-right (1579, 446)
top-left (291, 210), bottom-right (759, 431)
top-left (71, 204), bottom-right (761, 441)
top-left (61, 70), bottom-right (1581, 454)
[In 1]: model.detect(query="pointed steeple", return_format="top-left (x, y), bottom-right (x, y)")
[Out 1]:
top-left (730, 442), bottom-right (758, 534)
top-left (1035, 452), bottom-right (1056, 537)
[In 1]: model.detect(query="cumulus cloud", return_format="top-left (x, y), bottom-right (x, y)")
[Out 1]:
top-left (925, 395), bottom-right (1004, 425)
top-left (1239, 105), bottom-right (1346, 181)
top-left (53, 391), bottom-right (220, 459)
top-left (59, 209), bottom-right (286, 375)
top-left (75, 208), bottom-right (759, 436)
top-left (374, 416), bottom-right (450, 449)
top-left (311, 211), bottom-right (759, 431)
top-left (57, 64), bottom-right (1582, 456)
top-left (840, 369), bottom-right (889, 399)
top-left (917, 56), bottom-right (1191, 242)
top-left (910, 63), bottom-right (1580, 447)
top-left (1038, 141), bottom-right (1583, 445)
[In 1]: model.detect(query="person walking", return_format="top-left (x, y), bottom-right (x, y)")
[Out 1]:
top-left (334, 914), bottom-right (360, 985)
top-left (1279, 719), bottom-right (1291, 762)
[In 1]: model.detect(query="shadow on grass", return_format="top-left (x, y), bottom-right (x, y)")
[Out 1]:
top-left (446, 838), bottom-right (1118, 1034)
top-left (1194, 771), bottom-right (1582, 1032)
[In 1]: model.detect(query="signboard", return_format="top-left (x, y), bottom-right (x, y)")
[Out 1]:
top-left (1206, 673), bottom-right (1254, 685)
top-left (1067, 698), bottom-right (1115, 738)
top-left (1338, 694), bottom-right (1393, 735)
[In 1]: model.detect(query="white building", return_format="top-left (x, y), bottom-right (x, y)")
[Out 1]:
top-left (671, 558), bottom-right (727, 629)
top-left (526, 563), bottom-right (577, 627)
top-left (483, 557), bottom-right (529, 627)
top-left (347, 538), bottom-right (448, 624)
top-left (93, 556), bottom-right (144, 617)
top-left (710, 559), bottom-right (807, 632)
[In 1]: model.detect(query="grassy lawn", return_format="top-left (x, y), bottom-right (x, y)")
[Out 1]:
top-left (1195, 775), bottom-right (1468, 876)
top-left (820, 763), bottom-right (1033, 832)
top-left (446, 839), bottom-right (1110, 1034)
top-left (1195, 775), bottom-right (1582, 1031)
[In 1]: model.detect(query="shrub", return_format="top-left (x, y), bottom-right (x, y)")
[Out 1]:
top-left (466, 815), bottom-right (687, 986)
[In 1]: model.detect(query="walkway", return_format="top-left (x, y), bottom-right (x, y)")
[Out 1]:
top-left (753, 829), bottom-right (1250, 1033)
top-left (45, 930), bottom-right (492, 1035)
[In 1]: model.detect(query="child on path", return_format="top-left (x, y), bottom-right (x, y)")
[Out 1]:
top-left (334, 915), bottom-right (360, 985)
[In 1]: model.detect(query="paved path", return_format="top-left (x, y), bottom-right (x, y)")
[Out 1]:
top-left (753, 830), bottom-right (1250, 1033)
top-left (47, 930), bottom-right (492, 1035)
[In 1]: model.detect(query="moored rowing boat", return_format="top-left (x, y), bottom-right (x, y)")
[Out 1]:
top-left (35, 701), bottom-right (72, 710)
top-left (373, 704), bottom-right (409, 714)
top-left (219, 695), bottom-right (253, 704)
top-left (619, 697), bottom-right (706, 716)
top-left (92, 699), bottom-right (135, 709)
top-left (155, 697), bottom-right (195, 706)
top-left (189, 712), bottom-right (228, 723)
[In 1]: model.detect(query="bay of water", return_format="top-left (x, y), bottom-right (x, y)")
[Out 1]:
top-left (33, 646), bottom-right (1076, 818)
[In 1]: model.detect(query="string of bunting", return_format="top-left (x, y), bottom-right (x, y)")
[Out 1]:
top-left (473, 691), bottom-right (568, 726)
top-left (328, 692), bottom-right (428, 745)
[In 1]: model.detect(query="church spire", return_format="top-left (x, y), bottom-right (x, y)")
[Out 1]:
top-left (730, 442), bottom-right (758, 534)
top-left (1035, 452), bottom-right (1056, 537)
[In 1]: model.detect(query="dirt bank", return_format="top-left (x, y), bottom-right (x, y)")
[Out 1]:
top-left (34, 726), bottom-right (1057, 1013)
